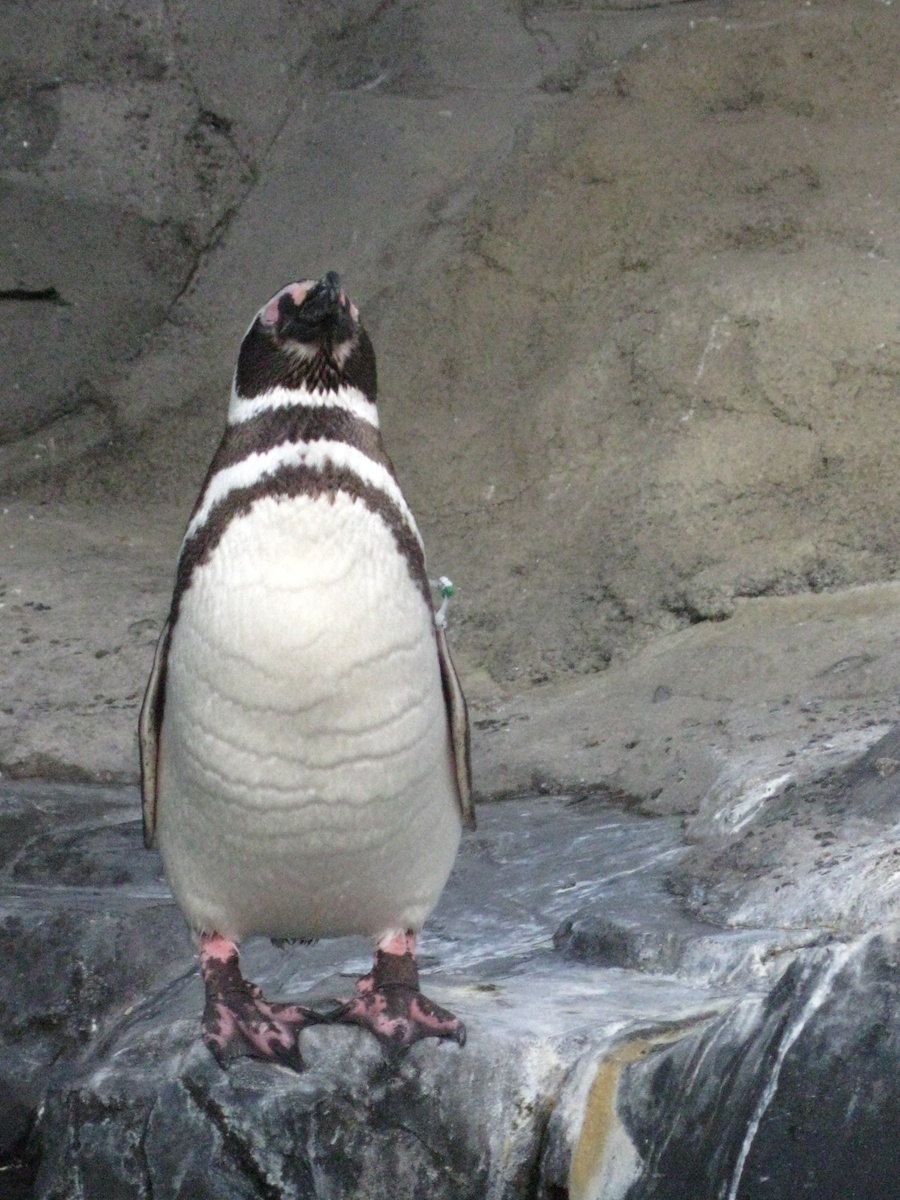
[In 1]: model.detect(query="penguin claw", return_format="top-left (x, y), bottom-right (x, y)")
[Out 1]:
top-left (336, 986), bottom-right (466, 1053)
top-left (334, 932), bottom-right (466, 1053)
top-left (201, 991), bottom-right (318, 1070)
top-left (198, 933), bottom-right (321, 1070)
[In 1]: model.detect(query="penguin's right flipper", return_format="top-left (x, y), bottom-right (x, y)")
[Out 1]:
top-left (138, 618), bottom-right (171, 849)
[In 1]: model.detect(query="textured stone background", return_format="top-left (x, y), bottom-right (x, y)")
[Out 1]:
top-left (3, 0), bottom-right (900, 791)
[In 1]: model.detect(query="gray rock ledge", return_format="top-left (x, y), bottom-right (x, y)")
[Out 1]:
top-left (3, 757), bottom-right (900, 1199)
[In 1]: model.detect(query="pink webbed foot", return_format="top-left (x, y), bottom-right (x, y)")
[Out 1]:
top-left (335, 931), bottom-right (466, 1053)
top-left (199, 933), bottom-right (323, 1070)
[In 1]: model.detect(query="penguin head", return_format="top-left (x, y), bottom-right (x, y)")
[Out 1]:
top-left (234, 273), bottom-right (377, 401)
top-left (263, 272), bottom-right (357, 348)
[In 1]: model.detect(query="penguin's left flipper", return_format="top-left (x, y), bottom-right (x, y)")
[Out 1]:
top-left (200, 934), bottom-right (326, 1071)
top-left (334, 931), bottom-right (466, 1055)
top-left (436, 622), bottom-right (476, 832)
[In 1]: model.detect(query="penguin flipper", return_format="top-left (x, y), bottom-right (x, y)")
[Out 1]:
top-left (139, 618), bottom-right (171, 849)
top-left (435, 622), bottom-right (475, 831)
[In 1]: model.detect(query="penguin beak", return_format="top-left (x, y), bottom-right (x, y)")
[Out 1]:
top-left (302, 272), bottom-right (342, 321)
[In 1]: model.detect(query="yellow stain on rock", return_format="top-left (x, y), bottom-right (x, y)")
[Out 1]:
top-left (569, 1025), bottom-right (707, 1200)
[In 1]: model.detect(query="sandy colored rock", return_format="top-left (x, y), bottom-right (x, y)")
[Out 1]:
top-left (377, 0), bottom-right (900, 683)
top-left (0, 503), bottom-right (177, 782)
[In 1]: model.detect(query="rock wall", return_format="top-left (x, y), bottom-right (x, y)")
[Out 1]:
top-left (0, 0), bottom-right (381, 445)
top-left (5, 0), bottom-right (900, 690)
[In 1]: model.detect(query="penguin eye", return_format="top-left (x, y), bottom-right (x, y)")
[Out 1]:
top-left (259, 281), bottom-right (315, 329)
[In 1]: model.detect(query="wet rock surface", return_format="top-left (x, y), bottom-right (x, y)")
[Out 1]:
top-left (5, 759), bottom-right (900, 1199)
top-left (616, 936), bottom-right (900, 1200)
top-left (672, 724), bottom-right (900, 934)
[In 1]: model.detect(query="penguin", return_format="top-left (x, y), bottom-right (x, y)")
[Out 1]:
top-left (139, 272), bottom-right (474, 1069)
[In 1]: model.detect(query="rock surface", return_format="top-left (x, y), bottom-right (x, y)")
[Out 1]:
top-left (6, 0), bottom-right (900, 694)
top-left (0, 785), bottom-right (705, 1198)
top-left (4, 1), bottom-right (900, 1197)
top-left (4, 760), bottom-right (900, 1199)
top-left (614, 935), bottom-right (900, 1200)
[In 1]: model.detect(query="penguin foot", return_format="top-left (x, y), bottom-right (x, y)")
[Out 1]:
top-left (199, 933), bottom-right (322, 1070)
top-left (335, 931), bottom-right (466, 1052)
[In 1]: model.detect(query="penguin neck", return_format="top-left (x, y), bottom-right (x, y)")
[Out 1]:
top-left (228, 381), bottom-right (379, 429)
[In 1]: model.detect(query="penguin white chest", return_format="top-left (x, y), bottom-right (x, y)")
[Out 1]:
top-left (157, 491), bottom-right (461, 941)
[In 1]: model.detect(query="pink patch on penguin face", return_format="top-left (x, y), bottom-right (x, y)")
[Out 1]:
top-left (260, 281), bottom-right (315, 327)
top-left (340, 291), bottom-right (360, 323)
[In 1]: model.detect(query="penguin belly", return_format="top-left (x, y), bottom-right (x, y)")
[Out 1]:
top-left (156, 492), bottom-right (461, 942)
